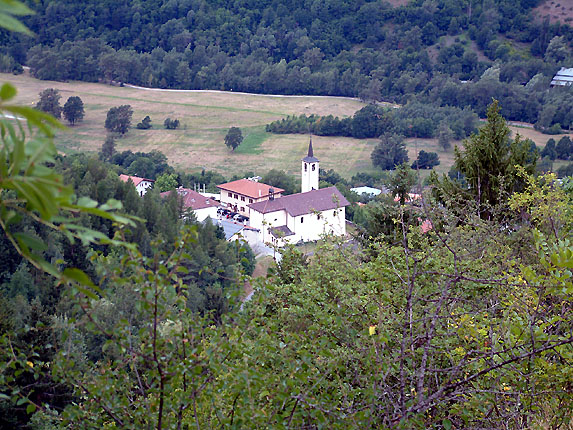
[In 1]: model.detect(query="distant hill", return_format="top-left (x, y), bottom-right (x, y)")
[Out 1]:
top-left (3, 1), bottom-right (573, 129)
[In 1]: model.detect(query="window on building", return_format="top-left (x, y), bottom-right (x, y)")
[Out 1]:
top-left (312, 164), bottom-right (315, 171)
top-left (228, 192), bottom-right (232, 197)
top-left (249, 198), bottom-right (253, 203)
top-left (241, 196), bottom-right (245, 201)
top-left (304, 164), bottom-right (307, 172)
top-left (234, 193), bottom-right (238, 199)
top-left (301, 217), bottom-right (304, 223)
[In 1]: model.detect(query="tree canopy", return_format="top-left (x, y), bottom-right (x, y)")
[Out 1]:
top-left (224, 127), bottom-right (243, 151)
top-left (432, 99), bottom-right (537, 219)
top-left (35, 88), bottom-right (62, 119)
top-left (371, 134), bottom-right (409, 170)
top-left (105, 105), bottom-right (133, 135)
top-left (62, 96), bottom-right (84, 125)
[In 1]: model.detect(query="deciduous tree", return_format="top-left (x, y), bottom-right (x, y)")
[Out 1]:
top-left (136, 115), bottom-right (152, 129)
top-left (224, 127), bottom-right (243, 151)
top-left (35, 88), bottom-right (62, 119)
top-left (62, 96), bottom-right (84, 125)
top-left (105, 105), bottom-right (133, 135)
top-left (411, 150), bottom-right (440, 169)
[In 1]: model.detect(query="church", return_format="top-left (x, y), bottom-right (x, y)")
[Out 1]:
top-left (247, 140), bottom-right (349, 246)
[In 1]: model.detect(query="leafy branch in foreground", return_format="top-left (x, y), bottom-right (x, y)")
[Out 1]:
top-left (0, 82), bottom-right (139, 288)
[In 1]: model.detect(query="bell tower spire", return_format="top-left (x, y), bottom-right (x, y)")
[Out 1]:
top-left (301, 137), bottom-right (319, 193)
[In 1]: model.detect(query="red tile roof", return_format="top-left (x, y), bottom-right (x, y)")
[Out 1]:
top-left (119, 174), bottom-right (154, 186)
top-left (248, 186), bottom-right (349, 217)
top-left (160, 188), bottom-right (220, 210)
top-left (217, 179), bottom-right (284, 199)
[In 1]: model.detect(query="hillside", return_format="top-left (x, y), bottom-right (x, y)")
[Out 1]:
top-left (3, 73), bottom-right (374, 178)
top-left (533, 0), bottom-right (573, 24)
top-left (4, 0), bottom-right (573, 131)
top-left (8, 72), bottom-right (573, 179)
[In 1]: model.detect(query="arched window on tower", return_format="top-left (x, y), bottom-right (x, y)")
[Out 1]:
top-left (312, 164), bottom-right (315, 171)
top-left (304, 163), bottom-right (308, 172)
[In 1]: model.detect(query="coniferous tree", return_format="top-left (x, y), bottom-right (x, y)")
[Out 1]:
top-left (433, 100), bottom-right (537, 219)
top-left (371, 134), bottom-right (408, 170)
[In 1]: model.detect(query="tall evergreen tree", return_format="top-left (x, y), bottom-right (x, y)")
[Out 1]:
top-left (433, 100), bottom-right (537, 219)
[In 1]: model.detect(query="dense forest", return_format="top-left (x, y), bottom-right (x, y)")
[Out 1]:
top-left (1, 2), bottom-right (573, 429)
top-left (2, 0), bottom-right (573, 129)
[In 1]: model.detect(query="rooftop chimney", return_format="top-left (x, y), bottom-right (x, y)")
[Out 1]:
top-left (269, 187), bottom-right (275, 201)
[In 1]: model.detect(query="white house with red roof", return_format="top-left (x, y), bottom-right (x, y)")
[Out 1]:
top-left (247, 140), bottom-right (349, 246)
top-left (217, 178), bottom-right (284, 217)
top-left (119, 174), bottom-right (154, 196)
top-left (160, 187), bottom-right (220, 222)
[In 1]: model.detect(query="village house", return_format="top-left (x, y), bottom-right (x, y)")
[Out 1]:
top-left (119, 174), bottom-right (154, 196)
top-left (248, 140), bottom-right (349, 246)
top-left (217, 178), bottom-right (284, 217)
top-left (160, 187), bottom-right (220, 222)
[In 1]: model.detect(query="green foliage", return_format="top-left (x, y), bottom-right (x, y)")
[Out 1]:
top-left (100, 135), bottom-right (115, 161)
top-left (556, 135), bottom-right (572, 160)
top-left (437, 121), bottom-right (453, 151)
top-left (262, 169), bottom-right (299, 195)
top-left (411, 150), bottom-right (440, 169)
top-left (371, 134), bottom-right (408, 170)
top-left (541, 138), bottom-right (557, 160)
top-left (163, 117), bottom-right (179, 130)
top-left (557, 162), bottom-right (573, 178)
top-left (154, 172), bottom-right (178, 192)
top-left (509, 167), bottom-right (573, 239)
top-left (35, 88), bottom-right (62, 119)
top-left (104, 105), bottom-right (133, 135)
top-left (110, 150), bottom-right (172, 180)
top-left (0, 83), bottom-right (136, 282)
top-left (62, 96), bottom-right (84, 125)
top-left (432, 100), bottom-right (537, 219)
top-left (136, 115), bottom-right (152, 129)
top-left (0, 0), bottom-right (33, 35)
top-left (389, 163), bottom-right (417, 205)
top-left (224, 126), bottom-right (243, 151)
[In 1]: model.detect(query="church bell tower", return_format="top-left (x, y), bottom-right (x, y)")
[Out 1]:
top-left (301, 137), bottom-right (319, 193)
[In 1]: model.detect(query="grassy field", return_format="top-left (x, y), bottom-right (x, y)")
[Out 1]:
top-left (3, 72), bottom-right (571, 180)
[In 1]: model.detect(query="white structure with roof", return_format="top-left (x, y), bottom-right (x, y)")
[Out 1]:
top-left (160, 188), bottom-right (220, 222)
top-left (248, 141), bottom-right (349, 246)
top-left (217, 179), bottom-right (284, 216)
top-left (119, 174), bottom-right (154, 196)
top-left (301, 138), bottom-right (319, 193)
top-left (551, 67), bottom-right (573, 86)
